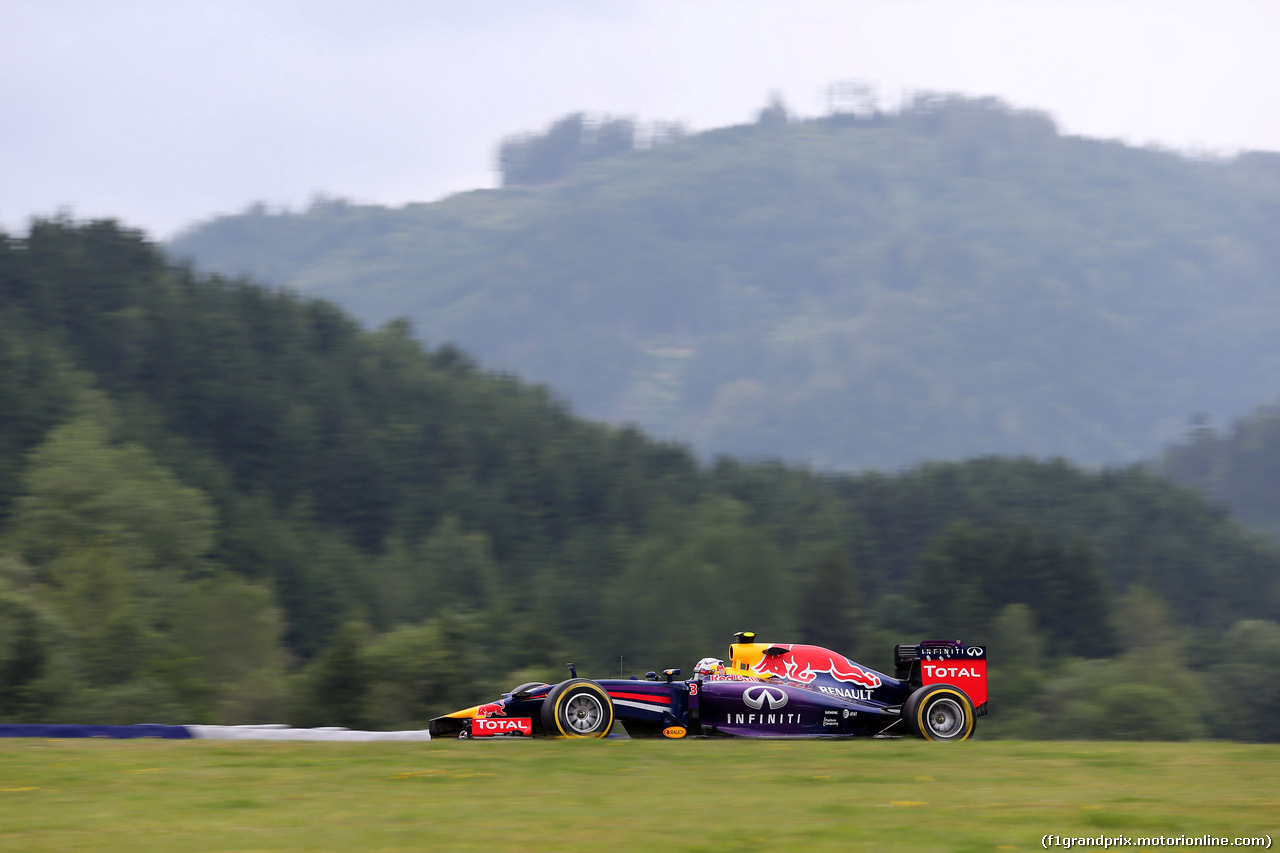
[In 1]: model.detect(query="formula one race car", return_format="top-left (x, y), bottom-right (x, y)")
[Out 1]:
top-left (428, 632), bottom-right (987, 741)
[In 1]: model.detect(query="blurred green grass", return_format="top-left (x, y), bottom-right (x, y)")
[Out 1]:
top-left (1, 739), bottom-right (1276, 851)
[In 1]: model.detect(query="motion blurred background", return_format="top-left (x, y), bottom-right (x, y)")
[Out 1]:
top-left (1, 0), bottom-right (1278, 741)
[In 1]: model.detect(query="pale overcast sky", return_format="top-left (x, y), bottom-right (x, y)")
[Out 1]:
top-left (3, 0), bottom-right (1278, 238)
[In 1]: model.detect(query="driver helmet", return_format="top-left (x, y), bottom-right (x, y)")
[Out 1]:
top-left (694, 657), bottom-right (726, 679)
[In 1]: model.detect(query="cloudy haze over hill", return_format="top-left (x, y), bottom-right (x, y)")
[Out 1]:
top-left (4, 0), bottom-right (1279, 237)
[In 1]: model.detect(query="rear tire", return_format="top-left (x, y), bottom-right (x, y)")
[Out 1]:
top-left (904, 684), bottom-right (975, 741)
top-left (540, 679), bottom-right (614, 738)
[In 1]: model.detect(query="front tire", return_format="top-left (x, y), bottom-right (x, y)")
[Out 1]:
top-left (540, 679), bottom-right (614, 738)
top-left (904, 684), bottom-right (975, 741)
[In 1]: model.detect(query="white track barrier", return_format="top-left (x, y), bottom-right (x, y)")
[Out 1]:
top-left (188, 725), bottom-right (432, 741)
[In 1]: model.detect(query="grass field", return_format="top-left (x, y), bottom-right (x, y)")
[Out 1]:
top-left (1, 738), bottom-right (1276, 852)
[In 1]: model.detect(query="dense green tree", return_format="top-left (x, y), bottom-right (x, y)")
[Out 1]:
top-left (1207, 620), bottom-right (1280, 742)
top-left (0, 315), bottom-right (78, 522)
top-left (1036, 589), bottom-right (1209, 740)
top-left (981, 604), bottom-right (1046, 738)
top-left (0, 584), bottom-right (74, 720)
top-left (10, 414), bottom-right (216, 583)
top-left (602, 497), bottom-right (785, 672)
top-left (169, 576), bottom-right (287, 689)
top-left (795, 552), bottom-right (858, 652)
top-left (360, 614), bottom-right (512, 729)
top-left (3, 412), bottom-right (228, 702)
top-left (304, 622), bottom-right (369, 728)
top-left (912, 524), bottom-right (1113, 656)
top-left (499, 113), bottom-right (637, 186)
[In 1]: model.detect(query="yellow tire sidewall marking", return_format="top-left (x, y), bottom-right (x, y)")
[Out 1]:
top-left (916, 687), bottom-right (973, 741)
top-left (553, 682), bottom-right (614, 738)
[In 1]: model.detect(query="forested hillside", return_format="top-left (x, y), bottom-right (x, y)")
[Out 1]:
top-left (1159, 402), bottom-right (1280, 541)
top-left (171, 95), bottom-right (1280, 471)
top-left (3, 220), bottom-right (1279, 739)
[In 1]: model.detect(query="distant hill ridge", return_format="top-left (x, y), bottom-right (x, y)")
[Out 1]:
top-left (170, 95), bottom-right (1280, 471)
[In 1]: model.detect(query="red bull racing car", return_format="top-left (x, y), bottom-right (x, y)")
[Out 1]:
top-left (429, 632), bottom-right (987, 741)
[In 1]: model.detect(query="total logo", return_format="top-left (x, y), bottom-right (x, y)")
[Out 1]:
top-left (471, 718), bottom-right (533, 737)
top-left (921, 664), bottom-right (982, 678)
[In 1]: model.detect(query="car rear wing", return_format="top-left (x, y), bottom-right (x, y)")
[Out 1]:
top-left (894, 640), bottom-right (988, 714)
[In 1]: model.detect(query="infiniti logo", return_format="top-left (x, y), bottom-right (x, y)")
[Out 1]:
top-left (742, 686), bottom-right (789, 710)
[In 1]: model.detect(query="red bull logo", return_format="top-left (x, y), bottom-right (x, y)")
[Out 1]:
top-left (474, 701), bottom-right (507, 719)
top-left (753, 644), bottom-right (882, 689)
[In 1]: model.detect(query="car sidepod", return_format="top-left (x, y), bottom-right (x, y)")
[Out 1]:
top-left (596, 679), bottom-right (692, 738)
top-left (697, 680), bottom-right (895, 737)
